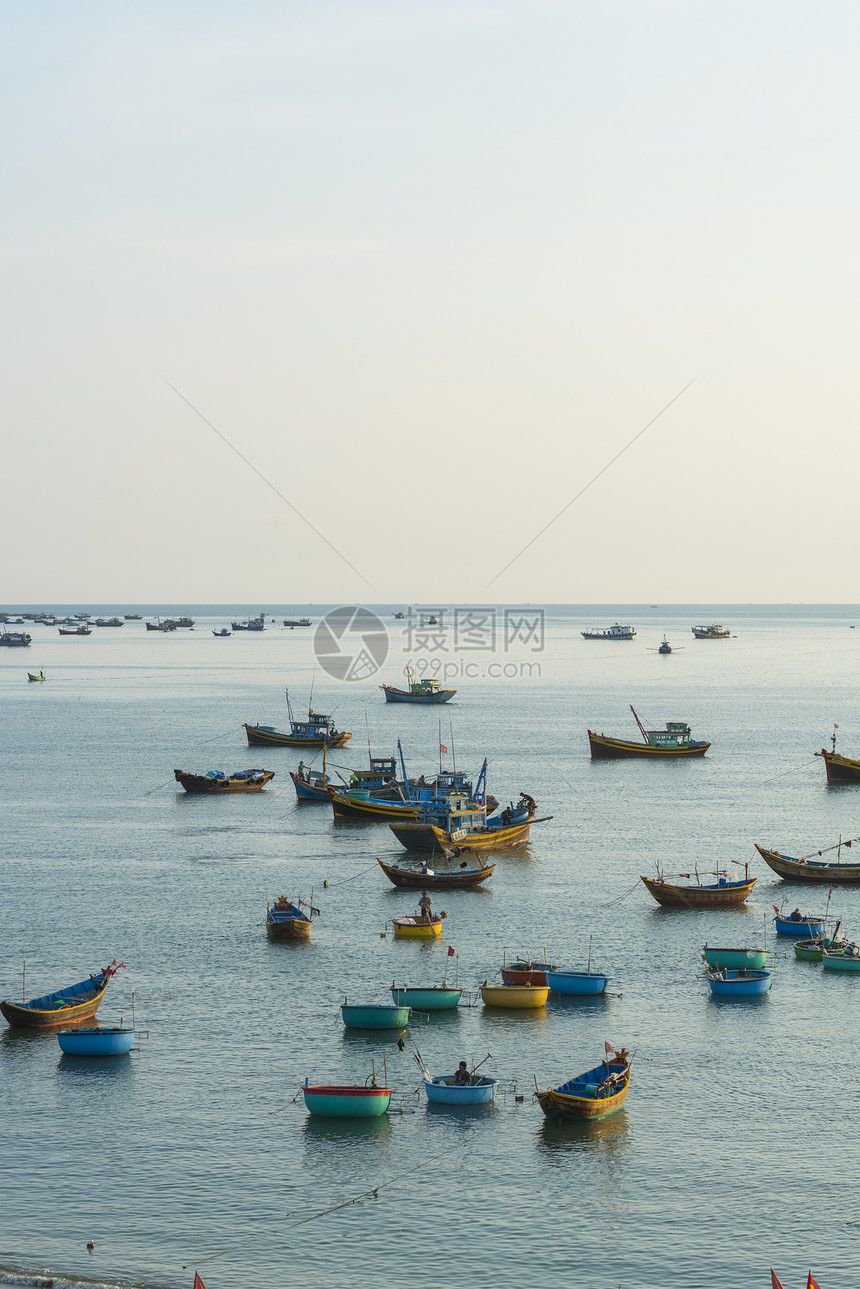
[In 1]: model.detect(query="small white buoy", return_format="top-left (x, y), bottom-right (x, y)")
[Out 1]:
top-left (86, 1241), bottom-right (95, 1251)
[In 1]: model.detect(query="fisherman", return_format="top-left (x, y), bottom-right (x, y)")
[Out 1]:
top-left (790, 907), bottom-right (803, 921)
top-left (418, 890), bottom-right (433, 920)
top-left (453, 1061), bottom-right (471, 1086)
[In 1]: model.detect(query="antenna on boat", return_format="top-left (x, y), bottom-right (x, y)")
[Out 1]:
top-left (365, 708), bottom-right (373, 766)
top-left (450, 719), bottom-right (456, 775)
top-left (438, 716), bottom-right (443, 775)
top-left (132, 990), bottom-right (136, 1029)
top-left (22, 960), bottom-right (25, 1004)
top-left (587, 933), bottom-right (593, 974)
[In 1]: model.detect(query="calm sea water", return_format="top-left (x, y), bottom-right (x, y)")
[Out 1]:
top-left (2, 605), bottom-right (859, 1289)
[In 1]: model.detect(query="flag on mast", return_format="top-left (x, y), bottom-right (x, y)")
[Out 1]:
top-left (770, 1272), bottom-right (785, 1289)
top-left (440, 743), bottom-right (448, 754)
top-left (194, 1275), bottom-right (208, 1289)
top-left (807, 1273), bottom-right (821, 1289)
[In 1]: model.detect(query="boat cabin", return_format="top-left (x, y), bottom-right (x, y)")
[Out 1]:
top-left (644, 721), bottom-right (693, 749)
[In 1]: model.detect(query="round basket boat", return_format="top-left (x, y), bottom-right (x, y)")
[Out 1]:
top-left (480, 983), bottom-right (549, 1008)
top-left (423, 1074), bottom-right (498, 1105)
top-left (57, 1026), bottom-right (136, 1056)
top-left (546, 970), bottom-right (608, 996)
top-left (341, 1003), bottom-right (411, 1030)
top-left (393, 913), bottom-right (445, 939)
top-left (390, 986), bottom-right (461, 1010)
top-left (302, 1083), bottom-right (392, 1118)
top-left (706, 969), bottom-right (772, 997)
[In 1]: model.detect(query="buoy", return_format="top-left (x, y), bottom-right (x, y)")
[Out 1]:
top-left (324, 879), bottom-right (329, 887)
top-left (86, 1241), bottom-right (95, 1251)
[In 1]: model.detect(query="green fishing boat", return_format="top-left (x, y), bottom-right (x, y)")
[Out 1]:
top-left (794, 936), bottom-right (845, 963)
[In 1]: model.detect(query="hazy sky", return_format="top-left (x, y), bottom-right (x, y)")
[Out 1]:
top-left (3, 2), bottom-right (858, 604)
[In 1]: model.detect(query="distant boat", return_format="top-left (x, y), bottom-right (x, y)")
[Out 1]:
top-left (641, 866), bottom-right (757, 908)
top-left (302, 1082), bottom-right (392, 1117)
top-left (581, 623), bottom-right (635, 640)
top-left (27, 671), bottom-right (46, 682)
top-left (376, 853), bottom-right (495, 889)
top-left (755, 842), bottom-right (860, 884)
top-left (94, 617), bottom-right (124, 627)
top-left (146, 619), bottom-right (175, 631)
top-left (393, 612), bottom-right (406, 619)
top-left (124, 614), bottom-right (143, 620)
top-left (536, 1049), bottom-right (632, 1120)
top-left (266, 897), bottom-right (314, 940)
top-left (380, 666), bottom-right (456, 704)
top-left (650, 636), bottom-right (683, 654)
top-left (1, 963), bottom-right (120, 1029)
top-left (588, 706), bottom-right (709, 759)
top-left (691, 624), bottom-right (731, 638)
top-left (0, 631), bottom-right (31, 647)
top-left (232, 614), bottom-right (265, 631)
top-left (58, 625), bottom-right (91, 636)
top-left (57, 1026), bottom-right (136, 1057)
top-left (283, 617), bottom-right (311, 627)
top-left (245, 687), bottom-right (351, 748)
top-left (174, 768), bottom-right (275, 793)
top-left (212, 628), bottom-right (232, 637)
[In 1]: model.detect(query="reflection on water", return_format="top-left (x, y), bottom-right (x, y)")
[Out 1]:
top-left (57, 1052), bottom-right (136, 1083)
top-left (536, 1109), bottom-right (632, 1162)
top-left (301, 1113), bottom-right (395, 1148)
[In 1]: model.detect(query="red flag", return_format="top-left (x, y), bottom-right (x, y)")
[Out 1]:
top-left (605, 1041), bottom-right (615, 1057)
top-left (807, 1273), bottom-right (821, 1289)
top-left (447, 945), bottom-right (455, 957)
top-left (770, 1272), bottom-right (786, 1289)
top-left (194, 1275), bottom-right (207, 1289)
top-left (440, 743), bottom-right (448, 754)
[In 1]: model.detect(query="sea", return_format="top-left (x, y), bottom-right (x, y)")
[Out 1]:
top-left (2, 604), bottom-right (858, 1289)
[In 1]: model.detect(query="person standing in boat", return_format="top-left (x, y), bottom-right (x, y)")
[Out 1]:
top-left (419, 890), bottom-right (433, 920)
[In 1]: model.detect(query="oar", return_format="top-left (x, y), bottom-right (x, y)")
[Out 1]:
top-left (469, 1052), bottom-right (493, 1084)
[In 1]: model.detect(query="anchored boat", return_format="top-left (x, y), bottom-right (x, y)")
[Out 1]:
top-left (706, 968), bottom-right (772, 996)
top-left (588, 706), bottom-right (709, 759)
top-left (380, 667), bottom-right (456, 704)
top-left (536, 1048), bottom-right (631, 1120)
top-left (57, 1026), bottom-right (136, 1056)
top-left (1, 963), bottom-right (122, 1029)
top-left (691, 624), bottom-right (731, 638)
top-left (302, 1082), bottom-right (392, 1117)
top-left (702, 945), bottom-right (768, 970)
top-left (245, 688), bottom-right (351, 748)
top-left (392, 911), bottom-right (446, 939)
top-left (266, 897), bottom-right (315, 940)
top-left (581, 624), bottom-right (636, 640)
top-left (756, 840), bottom-right (860, 884)
top-left (377, 853), bottom-right (495, 889)
top-left (390, 984), bottom-right (461, 1010)
top-left (480, 982), bottom-right (549, 1008)
top-left (174, 768), bottom-right (274, 793)
top-left (641, 866), bottom-right (756, 908)
top-left (546, 969), bottom-right (608, 996)
top-left (341, 1002), bottom-right (411, 1030)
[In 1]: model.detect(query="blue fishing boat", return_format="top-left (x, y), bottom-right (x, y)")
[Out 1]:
top-left (536, 1048), bottom-right (632, 1119)
top-left (773, 906), bottom-right (825, 937)
top-left (706, 968), bottom-right (772, 996)
top-left (246, 688), bottom-right (351, 748)
top-left (341, 1002), bottom-right (412, 1030)
top-left (302, 1082), bottom-right (392, 1117)
top-left (212, 628), bottom-right (231, 637)
top-left (232, 614), bottom-right (265, 631)
top-left (545, 969), bottom-right (608, 996)
top-left (1, 963), bottom-right (121, 1029)
top-left (57, 1026), bottom-right (136, 1056)
top-left (423, 1073), bottom-right (498, 1105)
top-left (380, 667), bottom-right (456, 704)
top-left (266, 897), bottom-right (314, 940)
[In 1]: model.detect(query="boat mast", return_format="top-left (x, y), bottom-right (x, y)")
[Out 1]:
top-left (630, 705), bottom-right (649, 745)
top-left (450, 720), bottom-right (456, 776)
top-left (397, 738), bottom-right (408, 783)
top-left (285, 687), bottom-right (294, 726)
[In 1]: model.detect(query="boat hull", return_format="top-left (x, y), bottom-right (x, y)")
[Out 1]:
top-left (393, 916), bottom-right (444, 939)
top-left (755, 844), bottom-right (860, 884)
top-left (1, 969), bottom-right (112, 1029)
top-left (640, 875), bottom-right (757, 907)
top-left (774, 916), bottom-right (825, 937)
top-left (537, 1058), bottom-right (631, 1120)
top-left (815, 749), bottom-right (860, 784)
top-left (707, 969), bottom-right (772, 996)
top-left (423, 1076), bottom-right (497, 1105)
top-left (382, 686), bottom-right (456, 703)
top-left (480, 984), bottom-right (548, 1008)
top-left (57, 1027), bottom-right (135, 1056)
top-left (376, 856), bottom-right (494, 889)
top-left (341, 1004), bottom-right (411, 1029)
top-left (303, 1085), bottom-right (392, 1117)
top-left (822, 952), bottom-right (860, 971)
top-left (391, 816), bottom-right (533, 853)
top-left (501, 968), bottom-right (549, 985)
top-left (290, 772), bottom-right (331, 801)
top-left (390, 987), bottom-right (461, 1010)
top-left (244, 724), bottom-right (351, 748)
top-left (329, 790), bottom-right (421, 822)
top-left (174, 769), bottom-right (274, 793)
top-left (545, 970), bottom-right (608, 996)
top-left (588, 731), bottom-right (710, 759)
top-left (702, 947), bottom-right (768, 970)
top-left (266, 903), bottom-right (312, 939)
top-left (794, 938), bottom-right (842, 962)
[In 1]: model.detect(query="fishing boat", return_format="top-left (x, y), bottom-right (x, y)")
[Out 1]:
top-left (794, 936), bottom-right (845, 963)
top-left (392, 912), bottom-right (446, 939)
top-left (290, 761), bottom-right (332, 801)
top-left (657, 637), bottom-right (676, 654)
top-left (822, 945), bottom-right (860, 971)
top-left (124, 614), bottom-right (143, 620)
top-left (266, 897), bottom-right (314, 940)
top-left (813, 727), bottom-right (860, 783)
top-left (58, 625), bottom-right (91, 635)
top-left (640, 865), bottom-right (757, 908)
top-left (423, 1071), bottom-right (498, 1105)
top-left (302, 1082), bottom-right (392, 1117)
top-left (376, 853), bottom-right (495, 889)
top-left (283, 617), bottom-right (311, 627)
top-left (1, 963), bottom-right (120, 1029)
top-left (380, 667), bottom-right (456, 704)
top-left (691, 624), bottom-right (731, 638)
top-left (174, 768), bottom-right (275, 793)
top-left (0, 631), bottom-right (31, 646)
top-left (27, 671), bottom-right (46, 682)
top-left (480, 982), bottom-right (549, 1008)
top-left (212, 628), bottom-right (232, 637)
top-left (536, 1049), bottom-right (632, 1120)
top-left (390, 984), bottom-right (461, 1010)
top-left (57, 1026), bottom-right (136, 1056)
top-left (588, 706), bottom-right (710, 759)
top-left (581, 624), bottom-right (636, 640)
top-left (245, 688), bottom-right (351, 748)
top-left (545, 969), bottom-right (608, 996)
top-left (706, 968), bottom-right (772, 996)
top-left (94, 617), bottom-right (124, 627)
top-left (702, 945), bottom-right (768, 970)
top-left (392, 792), bottom-right (538, 853)
top-left (773, 907), bottom-right (825, 937)
top-left (232, 615), bottom-right (265, 631)
top-left (146, 619), bottom-right (175, 631)
top-left (341, 1003), bottom-right (411, 1030)
top-left (755, 841), bottom-right (860, 883)
top-left (501, 957), bottom-right (554, 986)
top-left (393, 611), bottom-right (406, 619)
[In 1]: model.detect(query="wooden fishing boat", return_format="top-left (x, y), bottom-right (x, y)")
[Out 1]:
top-left (702, 945), bottom-right (768, 970)
top-left (232, 615), bottom-right (265, 631)
top-left (392, 912), bottom-right (446, 939)
top-left (390, 984), bottom-right (461, 1010)
top-left (588, 706), bottom-right (709, 759)
top-left (380, 667), bottom-right (456, 704)
top-left (27, 672), bottom-right (46, 682)
top-left (423, 1073), bottom-right (498, 1105)
top-left (794, 937), bottom-right (845, 963)
top-left (376, 854), bottom-right (495, 889)
top-left (57, 1026), bottom-right (136, 1056)
top-left (1, 964), bottom-right (119, 1029)
top-left (536, 1050), bottom-right (631, 1119)
top-left (283, 618), bottom-right (311, 627)
top-left (212, 628), bottom-right (232, 637)
top-left (302, 1082), bottom-right (392, 1117)
top-left (245, 688), bottom-right (351, 748)
top-left (691, 624), bottom-right (731, 638)
top-left (480, 983), bottom-right (549, 1008)
top-left (146, 619), bottom-right (175, 631)
top-left (124, 614), bottom-right (143, 619)
top-left (174, 768), bottom-right (274, 793)
top-left (815, 745), bottom-right (860, 784)
top-left (393, 793), bottom-right (538, 853)
top-left (58, 625), bottom-right (91, 635)
top-left (773, 910), bottom-right (825, 937)
top-left (756, 842), bottom-right (860, 884)
top-left (0, 631), bottom-right (31, 646)
top-left (545, 969), bottom-right (608, 996)
top-left (291, 764), bottom-right (331, 800)
top-left (581, 624), bottom-right (636, 640)
top-left (266, 897), bottom-right (314, 939)
top-left (341, 1003), bottom-right (411, 1030)
top-left (822, 946), bottom-right (860, 971)
top-left (94, 617), bottom-right (124, 627)
top-left (706, 968), bottom-right (772, 996)
top-left (641, 867), bottom-right (757, 908)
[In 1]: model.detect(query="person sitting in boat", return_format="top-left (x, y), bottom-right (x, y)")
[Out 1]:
top-left (418, 891), bottom-right (433, 919)
top-left (790, 908), bottom-right (803, 921)
top-left (453, 1061), bottom-right (472, 1085)
top-left (847, 943), bottom-right (860, 957)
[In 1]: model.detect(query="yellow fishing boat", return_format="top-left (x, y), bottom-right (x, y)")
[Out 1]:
top-left (536, 1050), bottom-right (632, 1120)
top-left (392, 912), bottom-right (446, 939)
top-left (480, 982), bottom-right (549, 1008)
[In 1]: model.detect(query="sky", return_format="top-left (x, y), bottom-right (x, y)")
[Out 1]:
top-left (3, 1), bottom-right (858, 605)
